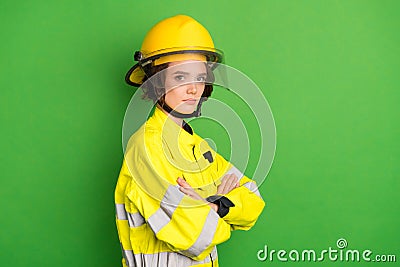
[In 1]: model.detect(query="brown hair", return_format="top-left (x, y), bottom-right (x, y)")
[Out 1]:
top-left (140, 62), bottom-right (214, 106)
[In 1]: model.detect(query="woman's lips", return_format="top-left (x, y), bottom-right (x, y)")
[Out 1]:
top-left (183, 99), bottom-right (197, 105)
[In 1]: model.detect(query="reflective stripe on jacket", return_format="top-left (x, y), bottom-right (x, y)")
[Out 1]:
top-left (115, 107), bottom-right (265, 267)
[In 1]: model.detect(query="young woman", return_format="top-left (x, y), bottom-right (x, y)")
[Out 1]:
top-left (115, 15), bottom-right (265, 267)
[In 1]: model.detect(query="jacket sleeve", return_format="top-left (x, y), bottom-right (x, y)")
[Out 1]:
top-left (123, 137), bottom-right (232, 261)
top-left (213, 152), bottom-right (266, 231)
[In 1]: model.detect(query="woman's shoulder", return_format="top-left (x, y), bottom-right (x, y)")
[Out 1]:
top-left (125, 121), bottom-right (162, 153)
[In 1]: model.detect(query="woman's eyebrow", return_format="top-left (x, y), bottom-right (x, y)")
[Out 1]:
top-left (172, 71), bottom-right (189, 75)
top-left (172, 71), bottom-right (207, 76)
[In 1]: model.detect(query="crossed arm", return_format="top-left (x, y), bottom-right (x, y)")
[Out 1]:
top-left (121, 139), bottom-right (265, 261)
top-left (177, 173), bottom-right (240, 212)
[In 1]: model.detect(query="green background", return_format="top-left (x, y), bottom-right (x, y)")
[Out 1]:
top-left (1, 0), bottom-right (399, 266)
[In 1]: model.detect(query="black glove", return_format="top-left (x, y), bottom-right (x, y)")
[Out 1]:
top-left (206, 195), bottom-right (235, 218)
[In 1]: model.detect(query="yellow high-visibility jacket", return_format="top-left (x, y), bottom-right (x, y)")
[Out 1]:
top-left (115, 107), bottom-right (265, 267)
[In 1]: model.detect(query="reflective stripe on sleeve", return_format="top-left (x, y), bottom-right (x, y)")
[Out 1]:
top-left (116, 203), bottom-right (145, 227)
top-left (148, 185), bottom-right (185, 234)
top-left (122, 248), bottom-right (135, 267)
top-left (181, 209), bottom-right (219, 257)
top-left (223, 165), bottom-right (244, 180)
top-left (116, 203), bottom-right (128, 220)
top-left (127, 212), bottom-right (145, 228)
top-left (211, 246), bottom-right (218, 261)
top-left (243, 181), bottom-right (263, 199)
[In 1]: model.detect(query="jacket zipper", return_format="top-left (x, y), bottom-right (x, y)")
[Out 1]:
top-left (191, 145), bottom-right (204, 191)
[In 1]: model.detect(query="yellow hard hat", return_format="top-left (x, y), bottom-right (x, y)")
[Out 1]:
top-left (125, 15), bottom-right (223, 87)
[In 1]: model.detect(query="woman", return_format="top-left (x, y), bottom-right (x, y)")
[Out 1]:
top-left (115, 15), bottom-right (265, 267)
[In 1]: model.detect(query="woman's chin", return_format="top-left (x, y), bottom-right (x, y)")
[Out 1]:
top-left (173, 102), bottom-right (198, 114)
top-left (175, 108), bottom-right (196, 114)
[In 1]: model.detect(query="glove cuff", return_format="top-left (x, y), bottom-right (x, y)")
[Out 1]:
top-left (206, 195), bottom-right (235, 218)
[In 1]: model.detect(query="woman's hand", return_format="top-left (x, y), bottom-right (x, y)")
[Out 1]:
top-left (177, 177), bottom-right (204, 200)
top-left (217, 174), bottom-right (239, 195)
top-left (177, 177), bottom-right (218, 212)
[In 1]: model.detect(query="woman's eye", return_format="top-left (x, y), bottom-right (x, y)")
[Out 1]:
top-left (174, 75), bottom-right (185, 82)
top-left (196, 76), bottom-right (206, 82)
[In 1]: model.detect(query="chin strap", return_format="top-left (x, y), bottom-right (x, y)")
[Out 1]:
top-left (157, 97), bottom-right (207, 118)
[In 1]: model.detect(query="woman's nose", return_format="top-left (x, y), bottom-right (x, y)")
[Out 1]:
top-left (187, 83), bottom-right (197, 94)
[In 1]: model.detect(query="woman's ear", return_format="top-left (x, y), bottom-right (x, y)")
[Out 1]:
top-left (152, 85), bottom-right (165, 105)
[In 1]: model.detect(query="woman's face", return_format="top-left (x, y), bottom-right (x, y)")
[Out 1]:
top-left (163, 60), bottom-right (207, 114)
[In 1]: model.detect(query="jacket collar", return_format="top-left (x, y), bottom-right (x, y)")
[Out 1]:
top-left (150, 106), bottom-right (197, 147)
